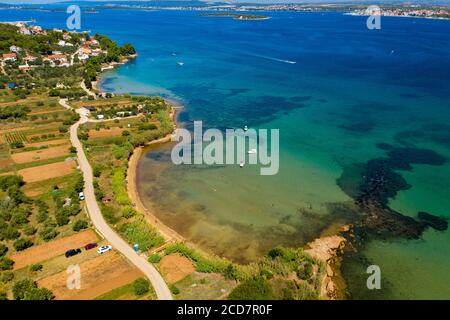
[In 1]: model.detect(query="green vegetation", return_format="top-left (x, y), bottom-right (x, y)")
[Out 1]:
top-left (133, 277), bottom-right (150, 296)
top-left (148, 253), bottom-right (161, 263)
top-left (121, 218), bottom-right (164, 251)
top-left (12, 278), bottom-right (53, 300)
top-left (163, 243), bottom-right (325, 300)
top-left (29, 263), bottom-right (43, 272)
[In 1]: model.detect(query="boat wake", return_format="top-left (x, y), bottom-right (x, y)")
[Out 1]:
top-left (249, 53), bottom-right (296, 64)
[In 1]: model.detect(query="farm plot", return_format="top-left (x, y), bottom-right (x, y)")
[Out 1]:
top-left (18, 159), bottom-right (77, 183)
top-left (10, 230), bottom-right (98, 270)
top-left (4, 131), bottom-right (28, 144)
top-left (38, 251), bottom-right (144, 300)
top-left (11, 144), bottom-right (70, 164)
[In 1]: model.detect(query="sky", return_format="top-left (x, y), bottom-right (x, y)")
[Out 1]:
top-left (1, 0), bottom-right (449, 5)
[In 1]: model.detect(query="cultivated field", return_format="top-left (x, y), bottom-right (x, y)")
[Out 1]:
top-left (159, 253), bottom-right (195, 284)
top-left (18, 159), bottom-right (77, 183)
top-left (11, 144), bottom-right (70, 164)
top-left (10, 230), bottom-right (99, 270)
top-left (38, 251), bottom-right (144, 300)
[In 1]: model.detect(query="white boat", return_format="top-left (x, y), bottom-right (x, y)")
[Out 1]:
top-left (239, 161), bottom-right (245, 168)
top-left (177, 61), bottom-right (184, 66)
top-left (247, 148), bottom-right (257, 154)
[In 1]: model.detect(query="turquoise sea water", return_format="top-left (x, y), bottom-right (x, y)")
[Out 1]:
top-left (2, 8), bottom-right (450, 299)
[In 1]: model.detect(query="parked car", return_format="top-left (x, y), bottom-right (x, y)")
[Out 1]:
top-left (84, 243), bottom-right (97, 250)
top-left (65, 248), bottom-right (82, 258)
top-left (97, 245), bottom-right (112, 254)
top-left (78, 192), bottom-right (85, 200)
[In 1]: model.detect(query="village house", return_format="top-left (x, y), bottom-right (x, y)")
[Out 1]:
top-left (2, 53), bottom-right (17, 62)
top-left (85, 39), bottom-right (100, 47)
top-left (58, 40), bottom-right (74, 47)
top-left (19, 27), bottom-right (31, 35)
top-left (24, 55), bottom-right (37, 63)
top-left (45, 54), bottom-right (68, 67)
top-left (9, 45), bottom-right (22, 53)
top-left (91, 48), bottom-right (103, 57)
top-left (18, 65), bottom-right (30, 73)
top-left (62, 33), bottom-right (72, 41)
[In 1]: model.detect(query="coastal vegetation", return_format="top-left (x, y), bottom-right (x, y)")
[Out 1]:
top-left (198, 12), bottom-right (269, 20)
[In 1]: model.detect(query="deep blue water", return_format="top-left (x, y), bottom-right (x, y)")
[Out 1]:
top-left (2, 8), bottom-right (450, 299)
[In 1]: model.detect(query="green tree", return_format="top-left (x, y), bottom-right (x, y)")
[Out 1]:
top-left (133, 278), bottom-right (150, 296)
top-left (0, 257), bottom-right (14, 271)
top-left (0, 243), bottom-right (7, 257)
top-left (228, 277), bottom-right (273, 300)
top-left (13, 238), bottom-right (33, 251)
top-left (12, 279), bottom-right (54, 300)
top-left (72, 219), bottom-right (88, 232)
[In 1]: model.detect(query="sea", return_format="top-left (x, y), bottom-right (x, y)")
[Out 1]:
top-left (2, 6), bottom-right (450, 299)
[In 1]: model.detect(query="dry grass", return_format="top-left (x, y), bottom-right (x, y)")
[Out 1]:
top-left (18, 159), bottom-right (77, 183)
top-left (159, 253), bottom-right (196, 284)
top-left (11, 144), bottom-right (70, 164)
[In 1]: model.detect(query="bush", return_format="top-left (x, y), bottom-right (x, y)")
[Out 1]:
top-left (30, 264), bottom-right (43, 272)
top-left (23, 225), bottom-right (37, 236)
top-left (228, 277), bottom-right (273, 300)
top-left (73, 219), bottom-right (88, 232)
top-left (122, 206), bottom-right (136, 219)
top-left (170, 284), bottom-right (180, 295)
top-left (12, 279), bottom-right (54, 300)
top-left (13, 238), bottom-right (33, 251)
top-left (111, 168), bottom-right (131, 205)
top-left (40, 227), bottom-right (58, 241)
top-left (148, 253), bottom-right (161, 263)
top-left (0, 271), bottom-right (14, 283)
top-left (93, 166), bottom-right (102, 178)
top-left (0, 257), bottom-right (14, 271)
top-left (133, 278), bottom-right (150, 296)
top-left (0, 244), bottom-right (7, 257)
top-left (121, 219), bottom-right (164, 251)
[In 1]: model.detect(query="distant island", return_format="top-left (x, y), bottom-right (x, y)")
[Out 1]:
top-left (198, 12), bottom-right (270, 21)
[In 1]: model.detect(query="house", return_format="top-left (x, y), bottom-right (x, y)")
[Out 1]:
top-left (30, 25), bottom-right (44, 34)
top-left (24, 55), bottom-right (37, 63)
top-left (79, 46), bottom-right (92, 55)
top-left (85, 39), bottom-right (99, 47)
top-left (53, 28), bottom-right (63, 33)
top-left (91, 48), bottom-right (102, 57)
top-left (9, 45), bottom-right (21, 53)
top-left (117, 111), bottom-right (133, 117)
top-left (77, 53), bottom-right (89, 61)
top-left (58, 40), bottom-right (73, 47)
top-left (52, 51), bottom-right (63, 55)
top-left (18, 65), bottom-right (30, 73)
top-left (2, 53), bottom-right (17, 62)
top-left (19, 27), bottom-right (31, 35)
top-left (62, 33), bottom-right (72, 41)
top-left (45, 54), bottom-right (68, 66)
top-left (97, 114), bottom-right (105, 120)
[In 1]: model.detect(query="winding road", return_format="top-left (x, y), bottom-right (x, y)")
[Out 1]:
top-left (61, 99), bottom-right (173, 300)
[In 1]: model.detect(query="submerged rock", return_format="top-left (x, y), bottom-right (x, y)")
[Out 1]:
top-left (418, 211), bottom-right (448, 231)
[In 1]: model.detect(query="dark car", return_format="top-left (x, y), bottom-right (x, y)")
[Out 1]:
top-left (65, 248), bottom-right (82, 258)
top-left (84, 243), bottom-right (97, 250)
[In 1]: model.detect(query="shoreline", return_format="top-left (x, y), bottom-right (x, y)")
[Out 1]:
top-left (99, 52), bottom-right (348, 300)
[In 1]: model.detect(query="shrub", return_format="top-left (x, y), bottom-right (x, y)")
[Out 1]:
top-left (3, 226), bottom-right (20, 240)
top-left (69, 146), bottom-right (77, 153)
top-left (0, 257), bottom-right (14, 271)
top-left (122, 206), bottom-right (136, 219)
top-left (30, 264), bottom-right (43, 272)
top-left (40, 227), bottom-right (58, 241)
top-left (23, 225), bottom-right (37, 236)
top-left (148, 253), bottom-right (161, 263)
top-left (0, 244), bottom-right (7, 257)
top-left (228, 277), bottom-right (273, 300)
top-left (73, 219), bottom-right (88, 232)
top-left (170, 284), bottom-right (180, 295)
top-left (93, 166), bottom-right (102, 178)
top-left (0, 271), bottom-right (14, 283)
top-left (111, 168), bottom-right (131, 205)
top-left (13, 238), bottom-right (33, 251)
top-left (12, 279), bottom-right (54, 300)
top-left (120, 218), bottom-right (164, 251)
top-left (133, 278), bottom-right (150, 296)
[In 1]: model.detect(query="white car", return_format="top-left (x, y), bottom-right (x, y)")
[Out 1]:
top-left (97, 245), bottom-right (112, 254)
top-left (78, 192), bottom-right (85, 201)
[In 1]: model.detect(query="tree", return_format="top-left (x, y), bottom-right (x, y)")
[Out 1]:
top-left (30, 263), bottom-right (43, 272)
top-left (228, 277), bottom-right (273, 300)
top-left (12, 279), bottom-right (54, 300)
top-left (13, 238), bottom-right (33, 251)
top-left (93, 166), bottom-right (102, 178)
top-left (148, 253), bottom-right (161, 263)
top-left (133, 278), bottom-right (150, 296)
top-left (72, 219), bottom-right (88, 232)
top-left (0, 243), bottom-right (7, 256)
top-left (0, 257), bottom-right (14, 271)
